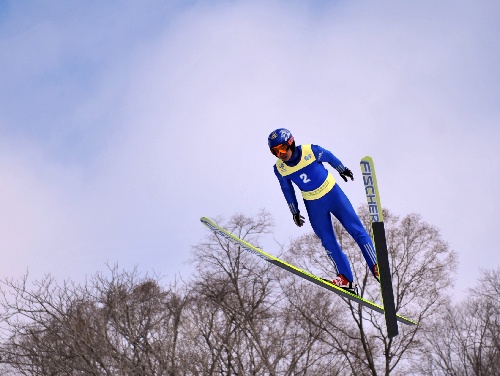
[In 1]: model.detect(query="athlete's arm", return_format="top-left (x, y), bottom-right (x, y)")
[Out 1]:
top-left (273, 165), bottom-right (300, 214)
top-left (311, 144), bottom-right (353, 181)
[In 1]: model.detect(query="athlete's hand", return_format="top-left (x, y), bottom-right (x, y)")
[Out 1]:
top-left (340, 167), bottom-right (354, 182)
top-left (293, 213), bottom-right (305, 227)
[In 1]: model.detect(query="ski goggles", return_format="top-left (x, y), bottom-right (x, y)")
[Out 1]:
top-left (270, 137), bottom-right (294, 157)
top-left (270, 143), bottom-right (289, 157)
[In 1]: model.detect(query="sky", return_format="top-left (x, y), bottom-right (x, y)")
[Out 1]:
top-left (0, 0), bottom-right (499, 301)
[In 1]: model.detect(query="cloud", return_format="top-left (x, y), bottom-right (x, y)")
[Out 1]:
top-left (0, 138), bottom-right (73, 277)
top-left (0, 0), bottom-right (499, 299)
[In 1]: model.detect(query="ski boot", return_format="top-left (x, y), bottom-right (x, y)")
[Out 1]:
top-left (324, 274), bottom-right (358, 295)
top-left (373, 264), bottom-right (380, 282)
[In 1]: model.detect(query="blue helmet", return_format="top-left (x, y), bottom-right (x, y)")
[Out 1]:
top-left (268, 128), bottom-right (294, 148)
top-left (268, 128), bottom-right (296, 156)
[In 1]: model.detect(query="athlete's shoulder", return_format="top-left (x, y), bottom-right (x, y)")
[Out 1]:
top-left (273, 163), bottom-right (281, 176)
top-left (311, 143), bottom-right (327, 151)
top-left (310, 144), bottom-right (327, 159)
top-left (299, 144), bottom-right (315, 159)
top-left (299, 144), bottom-right (314, 153)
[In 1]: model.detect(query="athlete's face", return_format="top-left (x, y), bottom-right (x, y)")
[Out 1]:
top-left (270, 141), bottom-right (293, 161)
top-left (278, 148), bottom-right (293, 162)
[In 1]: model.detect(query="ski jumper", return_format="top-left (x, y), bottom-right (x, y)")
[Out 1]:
top-left (273, 144), bottom-right (377, 282)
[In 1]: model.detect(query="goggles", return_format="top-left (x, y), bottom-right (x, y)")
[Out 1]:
top-left (270, 143), bottom-right (289, 157)
top-left (270, 136), bottom-right (294, 157)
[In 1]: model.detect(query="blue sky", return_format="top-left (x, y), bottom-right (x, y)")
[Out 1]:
top-left (1, 0), bottom-right (499, 300)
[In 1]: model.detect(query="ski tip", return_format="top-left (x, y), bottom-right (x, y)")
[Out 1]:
top-left (200, 217), bottom-right (215, 228)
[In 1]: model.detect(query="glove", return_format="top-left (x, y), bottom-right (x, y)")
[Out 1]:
top-left (340, 167), bottom-right (354, 182)
top-left (293, 213), bottom-right (305, 227)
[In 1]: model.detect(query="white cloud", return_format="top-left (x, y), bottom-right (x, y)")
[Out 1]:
top-left (0, 0), bottom-right (499, 298)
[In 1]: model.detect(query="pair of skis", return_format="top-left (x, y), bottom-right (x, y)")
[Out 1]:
top-left (200, 157), bottom-right (417, 334)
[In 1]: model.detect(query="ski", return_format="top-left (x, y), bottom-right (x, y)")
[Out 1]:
top-left (360, 156), bottom-right (400, 338)
top-left (200, 216), bottom-right (417, 326)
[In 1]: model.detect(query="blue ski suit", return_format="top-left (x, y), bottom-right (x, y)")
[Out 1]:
top-left (273, 144), bottom-right (377, 282)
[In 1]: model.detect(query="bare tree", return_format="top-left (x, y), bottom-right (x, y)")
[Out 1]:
top-left (0, 208), bottom-right (465, 375)
top-left (283, 207), bottom-right (458, 375)
top-left (189, 210), bottom-right (342, 375)
top-left (0, 266), bottom-right (191, 375)
top-left (416, 267), bottom-right (500, 376)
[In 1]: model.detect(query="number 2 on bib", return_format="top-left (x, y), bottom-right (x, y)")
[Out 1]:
top-left (300, 173), bottom-right (311, 183)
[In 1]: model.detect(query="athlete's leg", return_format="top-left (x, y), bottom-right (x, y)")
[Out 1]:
top-left (327, 185), bottom-right (378, 271)
top-left (304, 198), bottom-right (354, 281)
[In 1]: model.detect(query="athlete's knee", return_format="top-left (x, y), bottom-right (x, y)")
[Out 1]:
top-left (321, 238), bottom-right (342, 254)
top-left (345, 222), bottom-right (370, 241)
top-left (350, 229), bottom-right (369, 243)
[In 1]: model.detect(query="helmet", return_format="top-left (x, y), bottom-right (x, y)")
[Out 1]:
top-left (268, 128), bottom-right (296, 157)
top-left (268, 128), bottom-right (294, 149)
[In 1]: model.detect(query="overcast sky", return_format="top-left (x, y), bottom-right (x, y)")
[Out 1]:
top-left (1, 0), bottom-right (499, 300)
